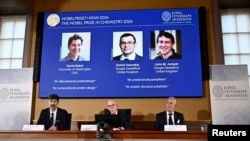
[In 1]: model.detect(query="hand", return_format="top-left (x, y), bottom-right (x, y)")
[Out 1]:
top-left (177, 119), bottom-right (180, 124)
top-left (112, 127), bottom-right (124, 131)
top-left (112, 128), bottom-right (120, 131)
top-left (48, 125), bottom-right (57, 131)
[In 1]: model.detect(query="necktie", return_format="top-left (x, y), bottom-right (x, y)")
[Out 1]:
top-left (50, 113), bottom-right (54, 125)
top-left (168, 113), bottom-right (173, 125)
top-left (124, 58), bottom-right (129, 60)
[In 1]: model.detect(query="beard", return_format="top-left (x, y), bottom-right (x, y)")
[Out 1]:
top-left (50, 104), bottom-right (56, 109)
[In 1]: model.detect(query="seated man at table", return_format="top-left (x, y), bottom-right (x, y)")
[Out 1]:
top-left (154, 97), bottom-right (185, 130)
top-left (37, 94), bottom-right (70, 130)
top-left (104, 99), bottom-right (132, 130)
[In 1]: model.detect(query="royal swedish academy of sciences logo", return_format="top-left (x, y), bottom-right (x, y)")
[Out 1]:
top-left (162, 11), bottom-right (171, 22)
top-left (0, 88), bottom-right (9, 100)
top-left (213, 86), bottom-right (223, 98)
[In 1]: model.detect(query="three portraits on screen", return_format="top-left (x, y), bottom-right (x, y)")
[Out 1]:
top-left (60, 30), bottom-right (182, 62)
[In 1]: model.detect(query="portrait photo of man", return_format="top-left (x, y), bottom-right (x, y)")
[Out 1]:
top-left (60, 32), bottom-right (91, 61)
top-left (150, 30), bottom-right (182, 60)
top-left (112, 31), bottom-right (143, 61)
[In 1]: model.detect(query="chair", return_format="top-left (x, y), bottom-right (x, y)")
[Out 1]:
top-left (67, 113), bottom-right (72, 130)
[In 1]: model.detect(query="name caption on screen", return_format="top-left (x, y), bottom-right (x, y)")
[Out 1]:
top-left (116, 63), bottom-right (140, 74)
top-left (154, 63), bottom-right (179, 74)
top-left (58, 64), bottom-right (92, 74)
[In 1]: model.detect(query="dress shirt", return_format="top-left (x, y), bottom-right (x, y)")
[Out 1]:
top-left (120, 52), bottom-right (136, 60)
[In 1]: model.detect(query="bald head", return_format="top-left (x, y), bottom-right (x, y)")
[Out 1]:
top-left (107, 99), bottom-right (118, 114)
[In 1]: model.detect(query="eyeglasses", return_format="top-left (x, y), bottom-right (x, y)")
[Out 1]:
top-left (120, 41), bottom-right (135, 46)
top-left (107, 104), bottom-right (116, 108)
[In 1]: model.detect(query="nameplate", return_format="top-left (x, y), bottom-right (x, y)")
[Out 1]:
top-left (164, 125), bottom-right (187, 131)
top-left (22, 125), bottom-right (45, 131)
top-left (80, 124), bottom-right (97, 131)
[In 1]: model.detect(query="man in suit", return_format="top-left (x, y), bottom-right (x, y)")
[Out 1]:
top-left (154, 97), bottom-right (185, 130)
top-left (113, 33), bottom-right (143, 61)
top-left (104, 99), bottom-right (132, 130)
top-left (37, 94), bottom-right (70, 130)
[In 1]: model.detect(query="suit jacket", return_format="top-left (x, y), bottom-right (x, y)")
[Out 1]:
top-left (37, 107), bottom-right (70, 130)
top-left (154, 111), bottom-right (185, 130)
top-left (104, 109), bottom-right (132, 130)
top-left (113, 53), bottom-right (143, 61)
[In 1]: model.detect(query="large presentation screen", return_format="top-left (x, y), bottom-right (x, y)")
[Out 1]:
top-left (38, 8), bottom-right (204, 98)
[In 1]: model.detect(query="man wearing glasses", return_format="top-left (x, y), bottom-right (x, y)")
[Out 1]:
top-left (104, 99), bottom-right (132, 130)
top-left (113, 33), bottom-right (143, 61)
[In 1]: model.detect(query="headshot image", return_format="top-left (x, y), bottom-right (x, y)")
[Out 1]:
top-left (150, 30), bottom-right (182, 60)
top-left (112, 31), bottom-right (143, 61)
top-left (60, 32), bottom-right (91, 61)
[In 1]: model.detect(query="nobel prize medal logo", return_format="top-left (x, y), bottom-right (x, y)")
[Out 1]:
top-left (47, 14), bottom-right (60, 27)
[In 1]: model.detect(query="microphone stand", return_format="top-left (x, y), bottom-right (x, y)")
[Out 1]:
top-left (96, 121), bottom-right (111, 141)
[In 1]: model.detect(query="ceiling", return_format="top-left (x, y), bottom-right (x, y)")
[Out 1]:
top-left (0, 0), bottom-right (32, 15)
top-left (219, 0), bottom-right (250, 8)
top-left (0, 0), bottom-right (250, 16)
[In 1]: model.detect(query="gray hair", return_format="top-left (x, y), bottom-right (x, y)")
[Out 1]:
top-left (167, 97), bottom-right (176, 104)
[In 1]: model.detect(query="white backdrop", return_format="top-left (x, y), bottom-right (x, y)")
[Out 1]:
top-left (209, 65), bottom-right (250, 124)
top-left (0, 68), bottom-right (33, 130)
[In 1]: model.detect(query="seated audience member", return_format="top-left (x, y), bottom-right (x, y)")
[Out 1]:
top-left (104, 99), bottom-right (132, 130)
top-left (37, 94), bottom-right (70, 130)
top-left (154, 97), bottom-right (185, 130)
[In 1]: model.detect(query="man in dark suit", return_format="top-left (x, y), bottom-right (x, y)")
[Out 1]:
top-left (113, 33), bottom-right (143, 61)
top-left (104, 99), bottom-right (132, 130)
top-left (154, 97), bottom-right (185, 130)
top-left (37, 94), bottom-right (70, 130)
